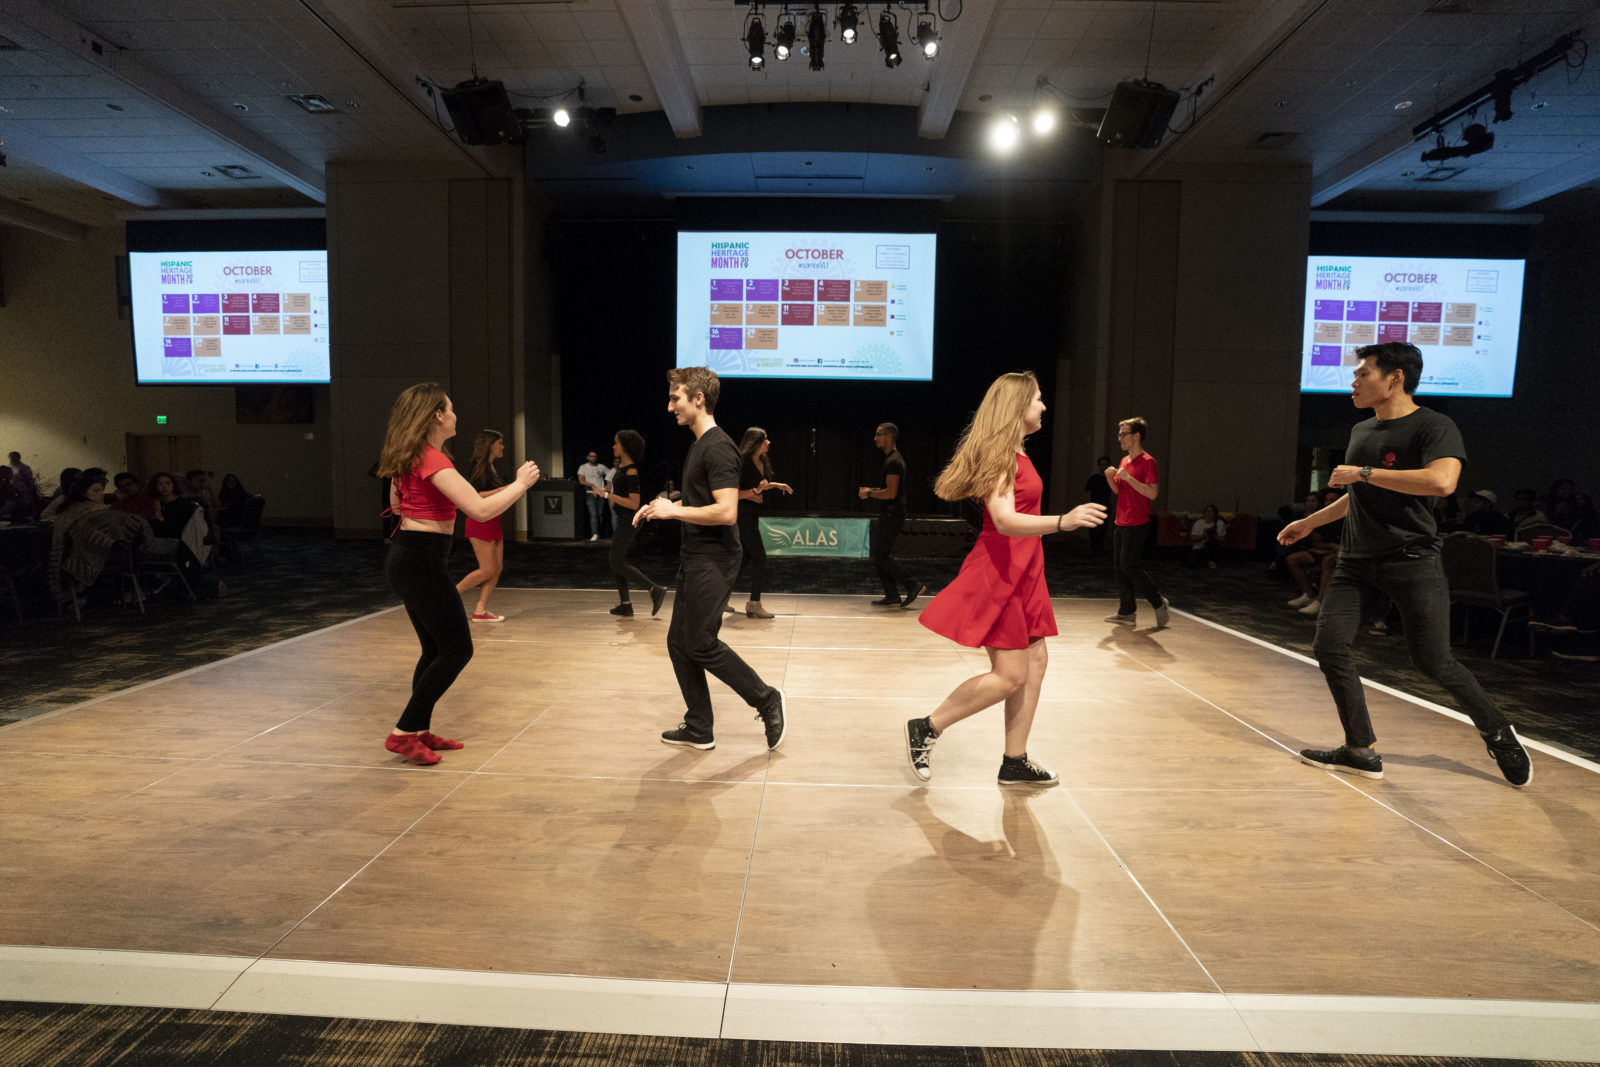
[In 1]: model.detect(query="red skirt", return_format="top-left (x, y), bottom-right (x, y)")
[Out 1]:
top-left (918, 530), bottom-right (1056, 649)
top-left (464, 516), bottom-right (503, 542)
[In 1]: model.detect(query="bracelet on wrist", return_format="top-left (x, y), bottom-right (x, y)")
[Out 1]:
top-left (1056, 514), bottom-right (1064, 532)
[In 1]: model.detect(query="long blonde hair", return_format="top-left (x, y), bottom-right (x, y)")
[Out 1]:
top-left (933, 371), bottom-right (1038, 502)
top-left (467, 429), bottom-right (504, 488)
top-left (377, 382), bottom-right (447, 479)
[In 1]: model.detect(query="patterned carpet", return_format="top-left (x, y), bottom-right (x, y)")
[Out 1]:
top-left (2, 529), bottom-right (1595, 759)
top-left (0, 1002), bottom-right (1579, 1067)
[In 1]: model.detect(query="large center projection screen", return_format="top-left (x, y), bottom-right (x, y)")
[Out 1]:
top-left (1300, 256), bottom-right (1525, 397)
top-left (675, 231), bottom-right (936, 381)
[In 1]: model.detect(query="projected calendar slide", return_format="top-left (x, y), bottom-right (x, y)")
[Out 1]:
top-left (129, 249), bottom-right (331, 384)
top-left (675, 231), bottom-right (936, 381)
top-left (1300, 255), bottom-right (1525, 398)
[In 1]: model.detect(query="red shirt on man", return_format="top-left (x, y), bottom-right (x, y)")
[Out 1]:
top-left (1114, 452), bottom-right (1158, 526)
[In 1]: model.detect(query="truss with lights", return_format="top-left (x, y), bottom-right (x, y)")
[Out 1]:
top-left (735, 2), bottom-right (952, 73)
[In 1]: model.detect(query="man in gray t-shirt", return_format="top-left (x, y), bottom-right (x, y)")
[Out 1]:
top-left (1277, 342), bottom-right (1530, 788)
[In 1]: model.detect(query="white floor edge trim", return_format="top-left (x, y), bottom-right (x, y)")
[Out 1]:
top-left (7, 947), bottom-right (1600, 1059)
top-left (1172, 608), bottom-right (1600, 775)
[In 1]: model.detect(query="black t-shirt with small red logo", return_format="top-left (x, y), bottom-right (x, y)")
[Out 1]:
top-left (1341, 406), bottom-right (1466, 559)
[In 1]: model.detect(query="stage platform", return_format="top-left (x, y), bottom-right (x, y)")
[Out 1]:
top-left (4, 589), bottom-right (1599, 1060)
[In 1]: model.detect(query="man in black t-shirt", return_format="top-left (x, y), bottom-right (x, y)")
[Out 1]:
top-left (1278, 342), bottom-right (1530, 788)
top-left (859, 422), bottom-right (924, 608)
top-left (633, 367), bottom-right (785, 751)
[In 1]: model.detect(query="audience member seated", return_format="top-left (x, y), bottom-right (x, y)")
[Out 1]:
top-left (39, 467), bottom-right (83, 521)
top-left (185, 470), bottom-right (222, 538)
top-left (1570, 493), bottom-right (1599, 542)
top-left (47, 472), bottom-right (160, 605)
top-left (1506, 487), bottom-right (1546, 531)
top-left (110, 472), bottom-right (161, 522)
top-left (7, 451), bottom-right (39, 519)
top-left (149, 472), bottom-right (198, 539)
top-left (0, 467), bottom-right (22, 523)
top-left (1286, 489), bottom-right (1343, 615)
top-left (218, 473), bottom-right (250, 527)
top-left (1187, 504), bottom-right (1227, 568)
top-left (1460, 489), bottom-right (1513, 537)
top-left (1544, 478), bottom-right (1580, 532)
top-left (1433, 491), bottom-right (1464, 533)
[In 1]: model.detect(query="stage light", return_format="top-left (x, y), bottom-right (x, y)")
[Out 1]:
top-left (1032, 109), bottom-right (1055, 134)
top-left (837, 3), bottom-right (859, 44)
top-left (990, 113), bottom-right (1021, 152)
top-left (746, 17), bottom-right (766, 70)
top-left (878, 11), bottom-right (901, 68)
top-left (774, 17), bottom-right (795, 61)
top-left (1419, 122), bottom-right (1494, 162)
top-left (806, 7), bottom-right (826, 71)
top-left (916, 16), bottom-right (939, 60)
top-left (553, 107), bottom-right (571, 128)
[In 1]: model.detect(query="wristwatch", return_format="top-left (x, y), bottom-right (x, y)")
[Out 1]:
top-left (1358, 466), bottom-right (1373, 482)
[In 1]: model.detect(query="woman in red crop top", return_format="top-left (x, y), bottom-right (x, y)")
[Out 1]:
top-left (456, 428), bottom-right (509, 622)
top-left (375, 383), bottom-right (540, 764)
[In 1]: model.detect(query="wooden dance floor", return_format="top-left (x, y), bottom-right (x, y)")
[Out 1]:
top-left (5, 589), bottom-right (1600, 1059)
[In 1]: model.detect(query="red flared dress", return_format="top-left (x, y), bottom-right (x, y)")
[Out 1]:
top-left (918, 453), bottom-right (1057, 650)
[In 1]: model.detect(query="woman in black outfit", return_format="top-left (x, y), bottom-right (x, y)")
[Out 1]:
top-left (598, 429), bottom-right (667, 617)
top-left (735, 427), bottom-right (792, 619)
top-left (376, 383), bottom-right (539, 765)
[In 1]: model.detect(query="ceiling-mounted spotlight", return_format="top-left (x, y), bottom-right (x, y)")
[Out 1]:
top-left (746, 16), bottom-right (766, 70)
top-left (552, 107), bottom-right (571, 127)
top-left (1032, 109), bottom-right (1055, 134)
top-left (877, 10), bottom-right (901, 68)
top-left (990, 113), bottom-right (1021, 152)
top-left (837, 2), bottom-right (859, 44)
top-left (806, 7), bottom-right (826, 72)
top-left (1419, 122), bottom-right (1494, 162)
top-left (915, 16), bottom-right (939, 60)
top-left (774, 16), bottom-right (796, 61)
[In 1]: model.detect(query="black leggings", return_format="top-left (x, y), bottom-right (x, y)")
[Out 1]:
top-left (609, 508), bottom-right (659, 601)
top-left (737, 507), bottom-right (767, 601)
top-left (385, 530), bottom-right (473, 732)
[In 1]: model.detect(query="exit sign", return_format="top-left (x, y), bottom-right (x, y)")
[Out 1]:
top-left (156, 415), bottom-right (167, 425)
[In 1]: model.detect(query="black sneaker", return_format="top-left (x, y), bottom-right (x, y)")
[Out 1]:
top-left (872, 596), bottom-right (901, 606)
top-left (755, 687), bottom-right (786, 750)
top-left (610, 602), bottom-right (634, 616)
top-left (901, 583), bottom-right (926, 610)
top-left (1298, 744), bottom-right (1383, 780)
top-left (661, 723), bottom-right (715, 750)
top-left (650, 585), bottom-right (667, 617)
top-left (998, 754), bottom-right (1059, 787)
top-left (1481, 725), bottom-right (1532, 788)
top-left (904, 717), bottom-right (938, 780)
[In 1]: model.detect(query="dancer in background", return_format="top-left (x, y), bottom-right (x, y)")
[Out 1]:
top-left (1103, 416), bottom-right (1170, 628)
top-left (378, 384), bottom-right (539, 765)
top-left (860, 422), bottom-right (925, 609)
top-left (906, 372), bottom-right (1106, 786)
top-left (599, 428), bottom-right (667, 617)
top-left (1279, 342), bottom-right (1531, 787)
top-left (456, 428), bottom-right (509, 622)
top-left (634, 367), bottom-right (786, 752)
top-left (736, 426), bottom-right (792, 619)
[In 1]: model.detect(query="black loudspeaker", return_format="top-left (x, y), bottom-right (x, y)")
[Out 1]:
top-left (1096, 80), bottom-right (1181, 149)
top-left (441, 78), bottom-right (523, 145)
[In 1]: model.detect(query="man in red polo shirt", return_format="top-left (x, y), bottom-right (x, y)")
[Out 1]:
top-left (1103, 416), bottom-right (1170, 628)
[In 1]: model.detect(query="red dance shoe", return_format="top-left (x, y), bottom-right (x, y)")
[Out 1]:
top-left (385, 732), bottom-right (442, 764)
top-left (419, 731), bottom-right (465, 751)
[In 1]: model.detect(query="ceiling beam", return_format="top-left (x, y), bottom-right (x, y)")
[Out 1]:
top-left (1491, 146), bottom-right (1600, 211)
top-left (917, 0), bottom-right (1001, 140)
top-left (0, 132), bottom-right (181, 209)
top-left (0, 197), bottom-right (90, 241)
top-left (617, 0), bottom-right (701, 138)
top-left (1308, 125), bottom-right (1419, 206)
top-left (8, 1), bottom-right (328, 201)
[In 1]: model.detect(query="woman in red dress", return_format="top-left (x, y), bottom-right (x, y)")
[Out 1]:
top-left (906, 372), bottom-right (1107, 785)
top-left (456, 428), bottom-right (509, 622)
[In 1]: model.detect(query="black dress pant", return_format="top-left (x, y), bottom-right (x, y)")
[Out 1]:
top-left (385, 531), bottom-right (473, 732)
top-left (737, 508), bottom-right (767, 601)
top-left (1313, 550), bottom-right (1509, 748)
top-left (1112, 522), bottom-right (1163, 616)
top-left (608, 508), bottom-right (658, 599)
top-left (668, 550), bottom-right (774, 737)
top-left (872, 506), bottom-right (915, 599)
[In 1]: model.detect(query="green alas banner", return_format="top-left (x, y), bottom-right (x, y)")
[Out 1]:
top-left (757, 517), bottom-right (872, 558)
